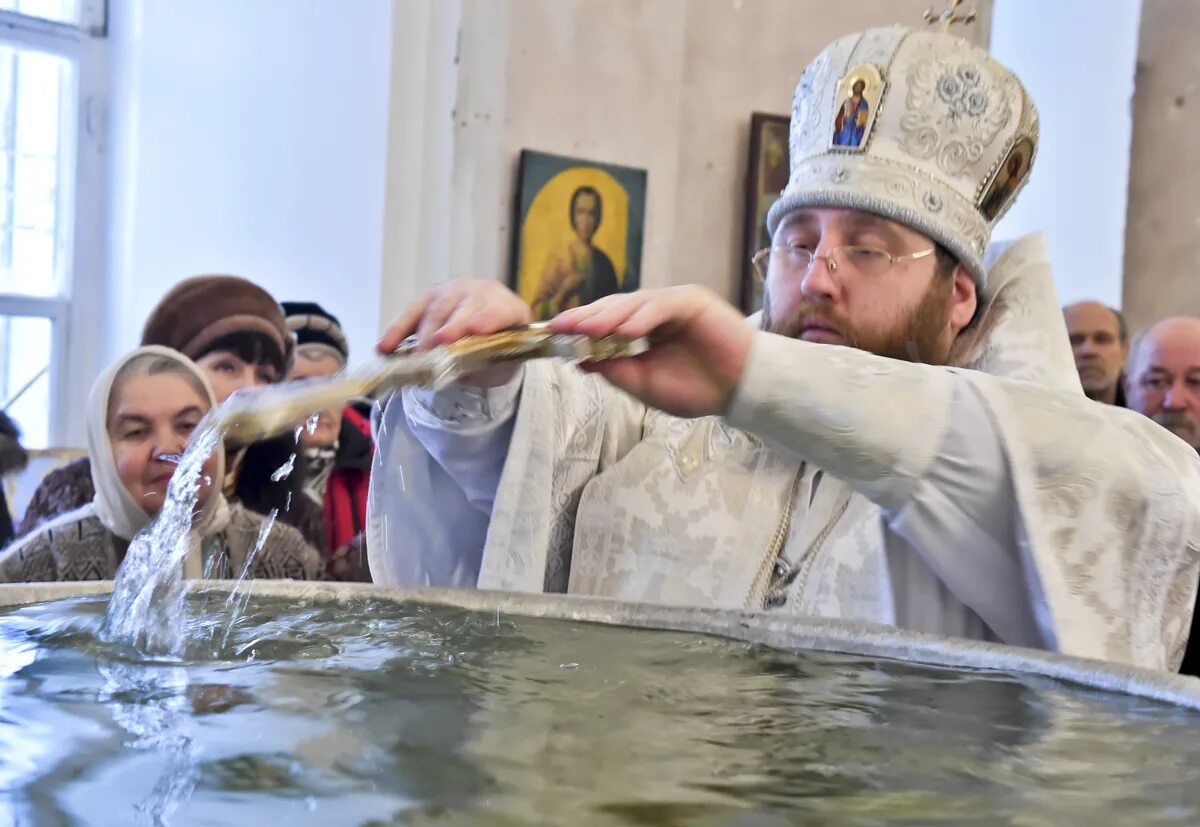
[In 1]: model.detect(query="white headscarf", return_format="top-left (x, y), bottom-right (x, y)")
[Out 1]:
top-left (89, 346), bottom-right (231, 547)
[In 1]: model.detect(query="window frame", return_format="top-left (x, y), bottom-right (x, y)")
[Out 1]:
top-left (0, 2), bottom-right (106, 448)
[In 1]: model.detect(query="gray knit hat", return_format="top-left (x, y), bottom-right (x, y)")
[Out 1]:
top-left (282, 301), bottom-right (349, 366)
top-left (766, 26), bottom-right (1039, 287)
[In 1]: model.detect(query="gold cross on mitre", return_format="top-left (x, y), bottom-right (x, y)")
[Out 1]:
top-left (923, 0), bottom-right (977, 31)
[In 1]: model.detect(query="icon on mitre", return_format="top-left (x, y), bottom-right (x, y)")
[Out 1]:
top-left (979, 138), bottom-right (1033, 220)
top-left (831, 64), bottom-right (884, 151)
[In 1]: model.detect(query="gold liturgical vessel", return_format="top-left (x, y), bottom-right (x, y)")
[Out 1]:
top-left (207, 324), bottom-right (648, 443)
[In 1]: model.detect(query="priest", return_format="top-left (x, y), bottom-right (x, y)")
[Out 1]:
top-left (368, 25), bottom-right (1200, 671)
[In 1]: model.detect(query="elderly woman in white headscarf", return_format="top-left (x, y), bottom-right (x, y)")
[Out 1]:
top-left (0, 347), bottom-right (321, 582)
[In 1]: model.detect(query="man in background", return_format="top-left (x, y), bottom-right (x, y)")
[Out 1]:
top-left (1124, 316), bottom-right (1200, 678)
top-left (1064, 301), bottom-right (1128, 406)
top-left (1126, 316), bottom-right (1200, 454)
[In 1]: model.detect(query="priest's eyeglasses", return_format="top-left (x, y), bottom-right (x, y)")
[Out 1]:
top-left (751, 244), bottom-right (935, 282)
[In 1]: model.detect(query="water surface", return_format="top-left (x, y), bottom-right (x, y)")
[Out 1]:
top-left (1, 594), bottom-right (1198, 826)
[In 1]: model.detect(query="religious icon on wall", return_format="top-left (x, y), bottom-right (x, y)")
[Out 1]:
top-left (511, 150), bottom-right (647, 321)
top-left (741, 113), bottom-right (790, 313)
top-left (979, 138), bottom-right (1033, 221)
top-left (830, 64), bottom-right (884, 151)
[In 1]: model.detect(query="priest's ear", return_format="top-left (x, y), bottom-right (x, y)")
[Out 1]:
top-left (936, 246), bottom-right (977, 339)
top-left (949, 267), bottom-right (978, 339)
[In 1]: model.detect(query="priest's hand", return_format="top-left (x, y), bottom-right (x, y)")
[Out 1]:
top-left (376, 279), bottom-right (532, 387)
top-left (550, 286), bottom-right (753, 418)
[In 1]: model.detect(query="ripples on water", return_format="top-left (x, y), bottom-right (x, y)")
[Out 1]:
top-left (0, 594), bottom-right (1198, 826)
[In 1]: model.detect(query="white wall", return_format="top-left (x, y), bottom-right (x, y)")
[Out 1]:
top-left (377, 0), bottom-right (460, 334)
top-left (105, 0), bottom-right (392, 414)
top-left (989, 0), bottom-right (1142, 308)
top-left (379, 0), bottom-right (993, 329)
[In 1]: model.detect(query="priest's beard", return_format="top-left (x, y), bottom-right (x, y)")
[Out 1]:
top-left (761, 276), bottom-right (956, 364)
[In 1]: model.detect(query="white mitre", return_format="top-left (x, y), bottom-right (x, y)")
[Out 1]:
top-left (768, 25), bottom-right (1039, 288)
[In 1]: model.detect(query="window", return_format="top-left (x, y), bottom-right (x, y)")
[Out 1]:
top-left (0, 2), bottom-right (83, 25)
top-left (0, 1), bottom-right (104, 448)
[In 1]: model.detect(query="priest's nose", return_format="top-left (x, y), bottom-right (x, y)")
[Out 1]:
top-left (799, 253), bottom-right (839, 302)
